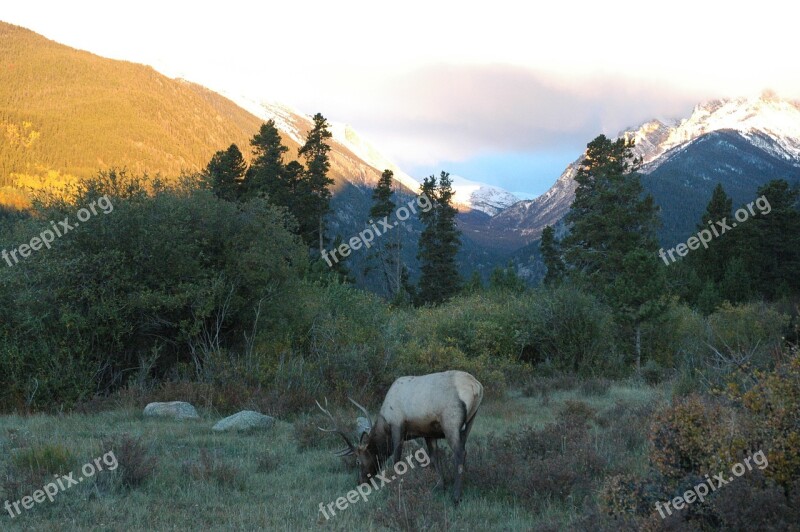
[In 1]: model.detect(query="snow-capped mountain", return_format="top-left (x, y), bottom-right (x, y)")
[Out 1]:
top-left (625, 92), bottom-right (800, 169)
top-left (489, 93), bottom-right (800, 246)
top-left (449, 175), bottom-right (522, 216)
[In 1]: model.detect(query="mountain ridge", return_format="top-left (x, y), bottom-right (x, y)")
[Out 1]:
top-left (488, 93), bottom-right (800, 248)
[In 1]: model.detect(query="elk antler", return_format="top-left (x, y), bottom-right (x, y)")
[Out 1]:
top-left (316, 398), bottom-right (356, 456)
top-left (348, 397), bottom-right (373, 433)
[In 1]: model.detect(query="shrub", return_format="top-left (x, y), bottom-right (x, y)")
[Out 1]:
top-left (183, 448), bottom-right (245, 490)
top-left (101, 434), bottom-right (158, 489)
top-left (0, 171), bottom-right (308, 411)
top-left (374, 466), bottom-right (450, 531)
top-left (518, 286), bottom-right (620, 376)
top-left (640, 360), bottom-right (663, 385)
top-left (731, 349), bottom-right (800, 489)
top-left (707, 301), bottom-right (788, 369)
top-left (580, 377), bottom-right (612, 396)
top-left (648, 394), bottom-right (743, 481)
top-left (469, 401), bottom-right (607, 510)
top-left (2, 443), bottom-right (77, 501)
top-left (640, 303), bottom-right (706, 369)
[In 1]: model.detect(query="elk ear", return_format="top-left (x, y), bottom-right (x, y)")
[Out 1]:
top-left (359, 431), bottom-right (369, 444)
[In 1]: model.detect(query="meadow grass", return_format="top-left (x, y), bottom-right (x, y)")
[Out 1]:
top-left (0, 380), bottom-right (665, 531)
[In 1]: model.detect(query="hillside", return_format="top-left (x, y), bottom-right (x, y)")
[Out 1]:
top-left (0, 22), bottom-right (397, 208)
top-left (0, 22), bottom-right (272, 201)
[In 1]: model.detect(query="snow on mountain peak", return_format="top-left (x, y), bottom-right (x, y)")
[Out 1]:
top-left (624, 93), bottom-right (800, 168)
top-left (449, 175), bottom-right (523, 216)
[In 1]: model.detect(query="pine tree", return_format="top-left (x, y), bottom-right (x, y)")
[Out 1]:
top-left (204, 144), bottom-right (247, 201)
top-left (365, 170), bottom-right (406, 298)
top-left (561, 135), bottom-right (666, 369)
top-left (540, 225), bottom-right (564, 286)
top-left (297, 113), bottom-right (334, 254)
top-left (489, 261), bottom-right (526, 292)
top-left (243, 120), bottom-right (289, 202)
top-left (417, 172), bottom-right (461, 305)
top-left (732, 179), bottom-right (800, 298)
top-left (690, 183), bottom-right (733, 283)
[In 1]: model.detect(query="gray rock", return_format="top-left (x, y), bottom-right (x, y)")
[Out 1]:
top-left (212, 410), bottom-right (275, 432)
top-left (143, 401), bottom-right (200, 420)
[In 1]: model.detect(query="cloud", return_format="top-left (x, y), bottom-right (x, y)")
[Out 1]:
top-left (313, 64), bottom-right (708, 166)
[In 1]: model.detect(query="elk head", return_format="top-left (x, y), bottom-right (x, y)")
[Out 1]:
top-left (316, 398), bottom-right (380, 484)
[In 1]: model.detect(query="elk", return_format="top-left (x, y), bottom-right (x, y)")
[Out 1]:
top-left (317, 370), bottom-right (483, 503)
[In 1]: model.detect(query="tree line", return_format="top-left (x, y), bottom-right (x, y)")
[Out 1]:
top-left (202, 116), bottom-right (464, 306)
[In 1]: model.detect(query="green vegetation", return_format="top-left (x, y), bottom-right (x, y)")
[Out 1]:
top-left (417, 171), bottom-right (462, 305)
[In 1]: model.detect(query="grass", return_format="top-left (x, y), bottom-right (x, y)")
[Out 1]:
top-left (0, 380), bottom-right (665, 531)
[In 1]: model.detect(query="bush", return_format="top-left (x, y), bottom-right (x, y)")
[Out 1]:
top-left (580, 377), bottom-right (612, 396)
top-left (640, 303), bottom-right (706, 369)
top-left (469, 401), bottom-right (607, 510)
top-left (101, 434), bottom-right (158, 489)
top-left (707, 301), bottom-right (788, 369)
top-left (640, 360), bottom-right (663, 385)
top-left (648, 394), bottom-right (740, 481)
top-left (518, 286), bottom-right (620, 376)
top-left (731, 349), bottom-right (800, 489)
top-left (0, 170), bottom-right (308, 411)
top-left (183, 448), bottom-right (245, 490)
top-left (2, 443), bottom-right (77, 501)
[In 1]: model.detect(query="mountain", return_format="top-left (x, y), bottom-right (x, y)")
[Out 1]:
top-left (448, 175), bottom-right (522, 216)
top-left (643, 129), bottom-right (800, 244)
top-left (0, 21), bottom-right (267, 205)
top-left (0, 21), bottom-right (400, 208)
top-left (488, 93), bottom-right (800, 249)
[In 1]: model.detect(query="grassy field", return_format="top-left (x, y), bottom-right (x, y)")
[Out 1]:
top-left (0, 381), bottom-right (665, 531)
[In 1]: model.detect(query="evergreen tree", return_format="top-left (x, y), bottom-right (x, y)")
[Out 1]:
top-left (204, 144), bottom-right (246, 201)
top-left (463, 271), bottom-right (484, 293)
top-left (489, 261), bottom-right (527, 292)
top-left (561, 135), bottom-right (666, 369)
top-left (243, 120), bottom-right (289, 202)
top-left (297, 113), bottom-right (334, 253)
top-left (732, 179), bottom-right (800, 299)
top-left (417, 172), bottom-right (462, 305)
top-left (365, 170), bottom-right (406, 298)
top-left (540, 225), bottom-right (564, 286)
top-left (690, 183), bottom-right (733, 283)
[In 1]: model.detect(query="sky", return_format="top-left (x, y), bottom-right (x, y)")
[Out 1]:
top-left (3, 0), bottom-right (799, 197)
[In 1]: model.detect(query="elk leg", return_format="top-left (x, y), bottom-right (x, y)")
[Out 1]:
top-left (390, 424), bottom-right (404, 467)
top-left (447, 402), bottom-right (470, 504)
top-left (460, 413), bottom-right (478, 472)
top-left (451, 439), bottom-right (466, 504)
top-left (425, 437), bottom-right (445, 488)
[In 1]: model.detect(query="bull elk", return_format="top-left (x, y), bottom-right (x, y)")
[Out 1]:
top-left (317, 370), bottom-right (483, 503)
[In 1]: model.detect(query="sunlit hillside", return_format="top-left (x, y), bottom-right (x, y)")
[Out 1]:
top-left (0, 22), bottom-right (276, 206)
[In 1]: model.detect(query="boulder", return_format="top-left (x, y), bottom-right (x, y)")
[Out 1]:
top-left (212, 410), bottom-right (275, 432)
top-left (143, 401), bottom-right (200, 420)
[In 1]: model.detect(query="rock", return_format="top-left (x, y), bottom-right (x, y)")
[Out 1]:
top-left (212, 410), bottom-right (275, 432)
top-left (356, 416), bottom-right (371, 437)
top-left (143, 401), bottom-right (200, 420)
